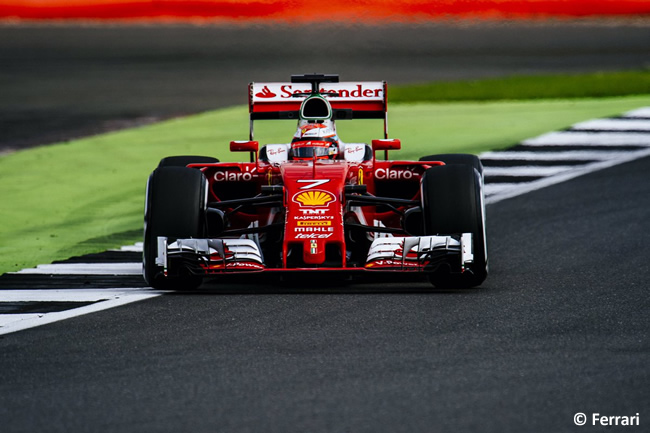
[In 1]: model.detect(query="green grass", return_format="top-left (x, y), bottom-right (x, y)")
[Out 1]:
top-left (390, 70), bottom-right (650, 102)
top-left (2, 95), bottom-right (650, 274)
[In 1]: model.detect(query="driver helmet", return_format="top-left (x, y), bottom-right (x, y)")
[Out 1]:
top-left (290, 119), bottom-right (340, 160)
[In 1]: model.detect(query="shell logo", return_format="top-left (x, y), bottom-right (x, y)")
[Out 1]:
top-left (293, 190), bottom-right (335, 207)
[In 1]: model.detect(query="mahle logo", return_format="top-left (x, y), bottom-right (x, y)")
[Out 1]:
top-left (293, 190), bottom-right (335, 207)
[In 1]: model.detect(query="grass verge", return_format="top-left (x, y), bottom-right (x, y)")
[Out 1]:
top-left (1, 95), bottom-right (650, 274)
top-left (390, 70), bottom-right (650, 102)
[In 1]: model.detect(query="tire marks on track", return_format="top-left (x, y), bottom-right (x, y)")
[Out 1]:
top-left (1, 106), bottom-right (650, 334)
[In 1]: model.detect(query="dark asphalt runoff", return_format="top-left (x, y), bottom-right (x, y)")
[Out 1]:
top-left (1, 155), bottom-right (648, 432)
top-left (2, 21), bottom-right (650, 152)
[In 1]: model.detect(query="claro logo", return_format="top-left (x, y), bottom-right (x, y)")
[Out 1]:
top-left (214, 166), bottom-right (257, 182)
top-left (374, 168), bottom-right (419, 180)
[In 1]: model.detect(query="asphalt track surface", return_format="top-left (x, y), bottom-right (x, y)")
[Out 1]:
top-left (1, 155), bottom-right (648, 432)
top-left (1, 20), bottom-right (650, 432)
top-left (2, 20), bottom-right (650, 152)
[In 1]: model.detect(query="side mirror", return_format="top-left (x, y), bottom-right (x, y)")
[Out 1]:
top-left (372, 139), bottom-right (401, 160)
top-left (230, 140), bottom-right (259, 163)
top-left (230, 140), bottom-right (259, 153)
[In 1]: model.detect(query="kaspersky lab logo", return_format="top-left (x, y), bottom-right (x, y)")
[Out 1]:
top-left (292, 190), bottom-right (335, 207)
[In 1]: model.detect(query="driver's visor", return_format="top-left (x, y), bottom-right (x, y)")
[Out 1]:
top-left (291, 141), bottom-right (335, 159)
top-left (292, 136), bottom-right (338, 144)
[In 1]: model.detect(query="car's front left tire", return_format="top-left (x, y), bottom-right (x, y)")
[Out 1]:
top-left (158, 155), bottom-right (219, 168)
top-left (143, 166), bottom-right (208, 290)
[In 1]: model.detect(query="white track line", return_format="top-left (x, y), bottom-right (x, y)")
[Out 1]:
top-left (480, 150), bottom-right (634, 161)
top-left (0, 289), bottom-right (161, 335)
top-left (484, 165), bottom-right (576, 177)
top-left (522, 131), bottom-right (650, 146)
top-left (624, 107), bottom-right (650, 117)
top-left (571, 119), bottom-right (650, 131)
top-left (484, 183), bottom-right (523, 196)
top-left (114, 242), bottom-right (143, 252)
top-left (12, 263), bottom-right (142, 275)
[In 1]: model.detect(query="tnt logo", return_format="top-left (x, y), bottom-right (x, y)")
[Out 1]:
top-left (298, 209), bottom-right (327, 215)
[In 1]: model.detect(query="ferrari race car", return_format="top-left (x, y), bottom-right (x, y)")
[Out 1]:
top-left (143, 74), bottom-right (487, 290)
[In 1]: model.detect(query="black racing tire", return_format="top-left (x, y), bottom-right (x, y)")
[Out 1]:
top-left (143, 166), bottom-right (208, 290)
top-left (158, 155), bottom-right (219, 168)
top-left (421, 163), bottom-right (487, 289)
top-left (419, 153), bottom-right (483, 176)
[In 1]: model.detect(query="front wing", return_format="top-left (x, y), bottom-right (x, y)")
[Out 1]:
top-left (155, 234), bottom-right (474, 276)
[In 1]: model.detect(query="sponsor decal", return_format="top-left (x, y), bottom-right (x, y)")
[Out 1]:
top-left (300, 124), bottom-right (327, 135)
top-left (295, 233), bottom-right (333, 239)
top-left (298, 208), bottom-right (328, 215)
top-left (293, 190), bottom-right (336, 207)
top-left (227, 262), bottom-right (264, 269)
top-left (310, 240), bottom-right (317, 255)
top-left (252, 82), bottom-right (384, 102)
top-left (255, 85), bottom-right (277, 99)
top-left (294, 215), bottom-right (334, 221)
top-left (374, 168), bottom-right (419, 180)
top-left (297, 221), bottom-right (331, 227)
top-left (214, 166), bottom-right (257, 182)
top-left (367, 259), bottom-right (420, 268)
top-left (346, 145), bottom-right (365, 154)
top-left (297, 179), bottom-right (330, 190)
top-left (267, 147), bottom-right (286, 156)
top-left (208, 261), bottom-right (264, 270)
top-left (277, 84), bottom-right (382, 99)
top-left (295, 227), bottom-right (333, 233)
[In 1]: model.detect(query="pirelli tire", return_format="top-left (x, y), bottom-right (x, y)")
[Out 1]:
top-left (421, 163), bottom-right (488, 289)
top-left (419, 153), bottom-right (483, 178)
top-left (158, 155), bottom-right (219, 168)
top-left (143, 166), bottom-right (208, 290)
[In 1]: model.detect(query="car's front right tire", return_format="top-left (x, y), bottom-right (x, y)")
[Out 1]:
top-left (421, 163), bottom-right (488, 289)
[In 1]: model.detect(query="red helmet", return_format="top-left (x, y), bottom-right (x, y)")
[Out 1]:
top-left (290, 120), bottom-right (339, 160)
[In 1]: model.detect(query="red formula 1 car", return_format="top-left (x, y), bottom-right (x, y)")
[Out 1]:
top-left (143, 74), bottom-right (487, 290)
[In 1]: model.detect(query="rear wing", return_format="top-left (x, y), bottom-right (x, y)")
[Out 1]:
top-left (248, 78), bottom-right (388, 140)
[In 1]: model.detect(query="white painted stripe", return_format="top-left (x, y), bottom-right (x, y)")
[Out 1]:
top-left (522, 131), bottom-right (650, 146)
top-left (484, 165), bottom-right (575, 177)
top-left (114, 242), bottom-right (143, 253)
top-left (484, 183), bottom-right (523, 196)
top-left (571, 119), bottom-right (650, 131)
top-left (486, 148), bottom-right (650, 204)
top-left (0, 288), bottom-right (150, 302)
top-left (624, 107), bottom-right (650, 118)
top-left (480, 150), bottom-right (632, 161)
top-left (0, 289), bottom-right (161, 336)
top-left (0, 314), bottom-right (43, 328)
top-left (13, 263), bottom-right (142, 275)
